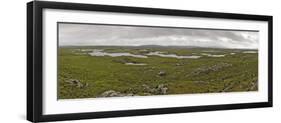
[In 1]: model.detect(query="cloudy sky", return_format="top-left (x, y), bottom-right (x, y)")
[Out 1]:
top-left (58, 23), bottom-right (259, 49)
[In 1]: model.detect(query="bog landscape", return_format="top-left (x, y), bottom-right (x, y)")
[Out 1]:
top-left (58, 23), bottom-right (258, 99)
top-left (58, 46), bottom-right (258, 99)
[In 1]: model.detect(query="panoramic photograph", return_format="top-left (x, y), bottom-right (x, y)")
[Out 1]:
top-left (58, 22), bottom-right (259, 99)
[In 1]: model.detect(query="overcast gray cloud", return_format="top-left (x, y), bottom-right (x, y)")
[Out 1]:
top-left (59, 23), bottom-right (259, 49)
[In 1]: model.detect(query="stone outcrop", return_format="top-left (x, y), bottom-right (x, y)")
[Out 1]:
top-left (99, 83), bottom-right (169, 98)
top-left (158, 71), bottom-right (166, 76)
top-left (66, 79), bottom-right (88, 88)
top-left (190, 62), bottom-right (232, 76)
top-left (99, 90), bottom-right (136, 97)
top-left (142, 84), bottom-right (168, 95)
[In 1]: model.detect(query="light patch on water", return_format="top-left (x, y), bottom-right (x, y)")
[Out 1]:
top-left (75, 53), bottom-right (87, 55)
top-left (147, 51), bottom-right (201, 59)
top-left (89, 49), bottom-right (148, 58)
top-left (201, 53), bottom-right (225, 57)
top-left (230, 53), bottom-right (236, 55)
top-left (80, 49), bottom-right (94, 52)
top-left (243, 51), bottom-right (258, 53)
top-left (202, 50), bottom-right (220, 53)
top-left (125, 63), bottom-right (147, 65)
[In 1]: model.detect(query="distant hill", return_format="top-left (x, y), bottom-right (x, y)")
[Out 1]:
top-left (59, 45), bottom-right (258, 50)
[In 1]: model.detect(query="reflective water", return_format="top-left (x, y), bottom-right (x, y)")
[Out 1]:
top-left (89, 49), bottom-right (148, 58)
top-left (147, 51), bottom-right (201, 59)
top-left (201, 53), bottom-right (225, 57)
top-left (89, 49), bottom-right (201, 59)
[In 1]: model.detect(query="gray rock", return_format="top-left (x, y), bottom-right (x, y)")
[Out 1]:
top-left (77, 82), bottom-right (83, 88)
top-left (142, 84), bottom-right (150, 91)
top-left (249, 80), bottom-right (258, 91)
top-left (141, 84), bottom-right (169, 95)
top-left (66, 79), bottom-right (88, 88)
top-left (66, 79), bottom-right (80, 85)
top-left (157, 84), bottom-right (168, 94)
top-left (190, 63), bottom-right (232, 76)
top-left (160, 87), bottom-right (168, 94)
top-left (158, 71), bottom-right (166, 76)
top-left (99, 90), bottom-right (136, 97)
top-left (175, 63), bottom-right (185, 66)
top-left (100, 90), bottom-right (120, 97)
top-left (157, 84), bottom-right (166, 88)
top-left (148, 88), bottom-right (157, 93)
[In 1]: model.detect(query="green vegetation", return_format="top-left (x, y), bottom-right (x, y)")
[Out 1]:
top-left (58, 46), bottom-right (258, 99)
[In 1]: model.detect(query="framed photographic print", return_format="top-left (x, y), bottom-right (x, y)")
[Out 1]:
top-left (27, 1), bottom-right (273, 122)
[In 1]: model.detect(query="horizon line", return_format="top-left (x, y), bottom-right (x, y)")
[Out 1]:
top-left (58, 45), bottom-right (258, 50)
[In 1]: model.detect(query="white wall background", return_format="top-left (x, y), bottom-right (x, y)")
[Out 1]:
top-left (0, 0), bottom-right (279, 123)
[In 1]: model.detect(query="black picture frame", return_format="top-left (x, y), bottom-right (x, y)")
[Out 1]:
top-left (27, 1), bottom-right (273, 122)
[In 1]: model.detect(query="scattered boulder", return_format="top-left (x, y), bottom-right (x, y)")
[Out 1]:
top-left (142, 84), bottom-right (168, 95)
top-left (99, 83), bottom-right (169, 98)
top-left (158, 71), bottom-right (166, 76)
top-left (189, 62), bottom-right (232, 76)
top-left (100, 90), bottom-right (121, 97)
top-left (148, 88), bottom-right (157, 94)
top-left (142, 84), bottom-right (150, 91)
top-left (175, 63), bottom-right (182, 66)
top-left (160, 87), bottom-right (168, 94)
top-left (157, 84), bottom-right (168, 94)
top-left (249, 80), bottom-right (258, 91)
top-left (175, 62), bottom-right (187, 66)
top-left (99, 90), bottom-right (137, 97)
top-left (66, 79), bottom-right (88, 88)
top-left (66, 79), bottom-right (80, 85)
top-left (221, 82), bottom-right (236, 92)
